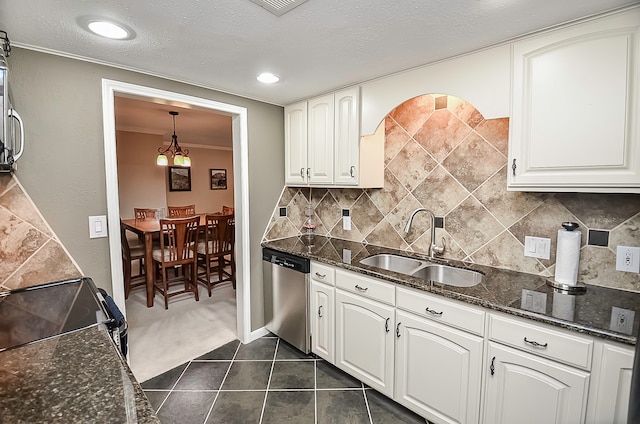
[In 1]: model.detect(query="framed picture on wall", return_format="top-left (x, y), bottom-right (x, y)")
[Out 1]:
top-left (168, 166), bottom-right (191, 191)
top-left (210, 169), bottom-right (227, 190)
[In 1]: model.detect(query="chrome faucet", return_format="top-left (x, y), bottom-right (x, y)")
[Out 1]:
top-left (404, 208), bottom-right (446, 259)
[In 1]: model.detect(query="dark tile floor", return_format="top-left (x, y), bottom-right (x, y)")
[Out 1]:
top-left (142, 334), bottom-right (428, 424)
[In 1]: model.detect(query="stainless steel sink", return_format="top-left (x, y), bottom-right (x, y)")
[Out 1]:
top-left (411, 264), bottom-right (483, 287)
top-left (359, 254), bottom-right (427, 274)
top-left (359, 253), bottom-right (483, 287)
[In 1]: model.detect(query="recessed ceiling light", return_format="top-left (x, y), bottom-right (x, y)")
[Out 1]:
top-left (87, 20), bottom-right (130, 40)
top-left (257, 73), bottom-right (280, 84)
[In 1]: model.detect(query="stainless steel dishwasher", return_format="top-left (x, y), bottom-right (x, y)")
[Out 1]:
top-left (262, 247), bottom-right (310, 353)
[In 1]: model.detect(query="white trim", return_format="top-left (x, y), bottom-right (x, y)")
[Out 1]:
top-left (250, 326), bottom-right (271, 341)
top-left (101, 79), bottom-right (251, 344)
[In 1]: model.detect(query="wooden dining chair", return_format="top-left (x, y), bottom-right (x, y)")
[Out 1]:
top-left (120, 220), bottom-right (146, 299)
top-left (134, 208), bottom-right (158, 220)
top-left (167, 204), bottom-right (196, 217)
top-left (222, 205), bottom-right (234, 215)
top-left (197, 213), bottom-right (236, 295)
top-left (152, 216), bottom-right (200, 309)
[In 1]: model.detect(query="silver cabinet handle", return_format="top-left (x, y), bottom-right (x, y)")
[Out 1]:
top-left (512, 158), bottom-right (517, 176)
top-left (524, 337), bottom-right (548, 348)
top-left (315, 272), bottom-right (326, 279)
top-left (490, 356), bottom-right (495, 376)
top-left (385, 317), bottom-right (390, 333)
top-left (425, 307), bottom-right (443, 316)
top-left (396, 322), bottom-right (401, 338)
top-left (355, 284), bottom-right (368, 292)
top-left (350, 165), bottom-right (355, 178)
top-left (318, 305), bottom-right (323, 318)
top-left (307, 168), bottom-right (310, 178)
top-left (300, 168), bottom-right (305, 178)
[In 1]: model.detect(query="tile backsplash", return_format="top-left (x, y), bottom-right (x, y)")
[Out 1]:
top-left (264, 94), bottom-right (640, 292)
top-left (0, 174), bottom-right (81, 291)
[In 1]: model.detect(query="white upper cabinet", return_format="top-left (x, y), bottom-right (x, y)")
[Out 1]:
top-left (284, 86), bottom-right (383, 187)
top-left (284, 101), bottom-right (307, 185)
top-left (508, 9), bottom-right (640, 193)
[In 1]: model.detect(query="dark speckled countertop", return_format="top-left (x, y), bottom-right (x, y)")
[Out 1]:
top-left (263, 236), bottom-right (640, 346)
top-left (0, 325), bottom-right (159, 423)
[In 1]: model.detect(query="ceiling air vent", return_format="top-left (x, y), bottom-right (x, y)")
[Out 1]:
top-left (249, 0), bottom-right (309, 16)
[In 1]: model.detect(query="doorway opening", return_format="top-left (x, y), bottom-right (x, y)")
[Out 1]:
top-left (101, 79), bottom-right (251, 380)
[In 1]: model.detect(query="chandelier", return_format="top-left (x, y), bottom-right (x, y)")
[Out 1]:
top-left (156, 111), bottom-right (191, 167)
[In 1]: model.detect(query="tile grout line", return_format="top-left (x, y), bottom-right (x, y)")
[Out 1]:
top-left (258, 338), bottom-right (280, 424)
top-left (155, 361), bottom-right (194, 414)
top-left (201, 341), bottom-right (242, 424)
top-left (362, 382), bottom-right (374, 424)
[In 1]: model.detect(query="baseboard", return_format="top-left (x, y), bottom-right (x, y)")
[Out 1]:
top-left (248, 327), bottom-right (270, 342)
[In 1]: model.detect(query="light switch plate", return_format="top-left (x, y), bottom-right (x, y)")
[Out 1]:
top-left (89, 215), bottom-right (108, 239)
top-left (616, 246), bottom-right (640, 273)
top-left (524, 236), bottom-right (551, 260)
top-left (521, 289), bottom-right (547, 314)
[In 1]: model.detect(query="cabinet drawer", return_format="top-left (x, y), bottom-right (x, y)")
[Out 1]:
top-left (396, 286), bottom-right (485, 336)
top-left (311, 262), bottom-right (335, 286)
top-left (489, 314), bottom-right (593, 370)
top-left (335, 269), bottom-right (395, 306)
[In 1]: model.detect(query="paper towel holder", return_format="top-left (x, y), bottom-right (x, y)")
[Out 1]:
top-left (562, 222), bottom-right (580, 231)
top-left (546, 278), bottom-right (586, 293)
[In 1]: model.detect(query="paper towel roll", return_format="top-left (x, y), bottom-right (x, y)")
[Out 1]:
top-left (555, 229), bottom-right (581, 285)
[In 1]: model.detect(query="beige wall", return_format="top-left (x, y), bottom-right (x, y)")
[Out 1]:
top-left (165, 147), bottom-right (234, 214)
top-left (8, 48), bottom-right (284, 331)
top-left (116, 131), bottom-right (167, 219)
top-left (116, 130), bottom-right (234, 218)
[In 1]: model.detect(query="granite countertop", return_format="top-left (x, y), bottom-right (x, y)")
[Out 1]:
top-left (0, 325), bottom-right (159, 423)
top-left (263, 236), bottom-right (640, 345)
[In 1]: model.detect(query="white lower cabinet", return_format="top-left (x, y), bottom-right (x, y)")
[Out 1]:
top-left (310, 280), bottom-right (335, 363)
top-left (395, 309), bottom-right (483, 424)
top-left (483, 342), bottom-right (590, 424)
top-left (335, 288), bottom-right (395, 397)
top-left (586, 342), bottom-right (634, 424)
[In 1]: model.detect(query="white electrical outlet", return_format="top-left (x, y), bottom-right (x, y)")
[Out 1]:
top-left (616, 246), bottom-right (640, 273)
top-left (524, 236), bottom-right (551, 260)
top-left (342, 248), bottom-right (352, 264)
top-left (610, 306), bottom-right (635, 335)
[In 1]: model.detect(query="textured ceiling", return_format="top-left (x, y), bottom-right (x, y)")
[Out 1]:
top-left (1, 0), bottom-right (638, 108)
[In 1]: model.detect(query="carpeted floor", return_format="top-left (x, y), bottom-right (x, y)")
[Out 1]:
top-left (125, 280), bottom-right (237, 383)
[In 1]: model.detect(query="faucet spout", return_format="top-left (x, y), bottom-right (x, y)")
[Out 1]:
top-left (403, 208), bottom-right (445, 259)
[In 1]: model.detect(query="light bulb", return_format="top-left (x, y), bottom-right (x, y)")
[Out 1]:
top-left (182, 156), bottom-right (191, 167)
top-left (156, 154), bottom-right (168, 166)
top-left (173, 155), bottom-right (184, 166)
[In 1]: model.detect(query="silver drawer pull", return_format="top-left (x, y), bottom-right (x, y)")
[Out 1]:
top-left (524, 337), bottom-right (548, 348)
top-left (425, 307), bottom-right (443, 316)
top-left (355, 284), bottom-right (368, 292)
top-left (315, 272), bottom-right (326, 279)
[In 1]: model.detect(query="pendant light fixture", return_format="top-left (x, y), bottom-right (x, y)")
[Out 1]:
top-left (157, 111), bottom-right (190, 167)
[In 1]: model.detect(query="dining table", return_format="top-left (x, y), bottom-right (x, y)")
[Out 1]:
top-left (121, 214), bottom-right (218, 307)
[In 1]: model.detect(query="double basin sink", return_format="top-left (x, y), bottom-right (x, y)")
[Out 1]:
top-left (359, 254), bottom-right (483, 287)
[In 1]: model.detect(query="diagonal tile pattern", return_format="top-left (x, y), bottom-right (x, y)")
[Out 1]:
top-left (143, 336), bottom-right (427, 424)
top-left (263, 94), bottom-right (640, 292)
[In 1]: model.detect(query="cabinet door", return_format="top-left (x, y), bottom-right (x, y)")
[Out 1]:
top-left (335, 289), bottom-right (395, 397)
top-left (284, 101), bottom-right (308, 185)
top-left (310, 281), bottom-right (335, 363)
top-left (586, 343), bottom-right (634, 424)
top-left (509, 11), bottom-right (640, 193)
top-left (307, 94), bottom-right (334, 185)
top-left (483, 342), bottom-right (589, 424)
top-left (395, 310), bottom-right (483, 424)
top-left (333, 87), bottom-right (360, 185)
